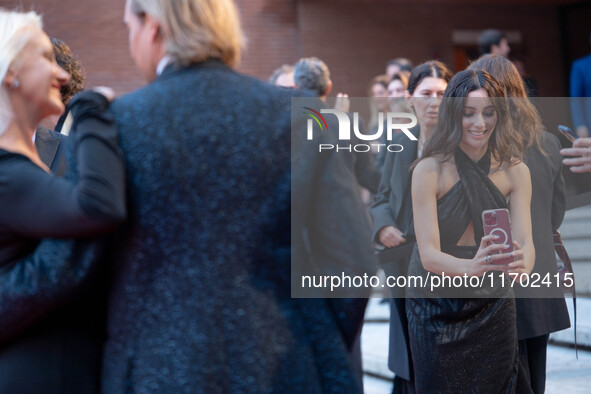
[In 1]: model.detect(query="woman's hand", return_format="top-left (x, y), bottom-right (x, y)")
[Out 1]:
top-left (334, 93), bottom-right (350, 113)
top-left (504, 240), bottom-right (529, 281)
top-left (378, 226), bottom-right (406, 248)
top-left (93, 86), bottom-right (116, 102)
top-left (468, 234), bottom-right (513, 276)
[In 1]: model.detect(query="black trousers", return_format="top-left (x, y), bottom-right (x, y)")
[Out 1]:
top-left (516, 334), bottom-right (549, 394)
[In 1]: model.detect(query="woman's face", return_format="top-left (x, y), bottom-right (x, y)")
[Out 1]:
top-left (459, 88), bottom-right (498, 154)
top-left (407, 77), bottom-right (448, 130)
top-left (9, 27), bottom-right (69, 121)
top-left (388, 79), bottom-right (406, 109)
top-left (371, 83), bottom-right (389, 112)
top-left (388, 79), bottom-right (405, 98)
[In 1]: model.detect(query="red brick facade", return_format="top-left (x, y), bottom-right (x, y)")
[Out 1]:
top-left (0, 0), bottom-right (586, 96)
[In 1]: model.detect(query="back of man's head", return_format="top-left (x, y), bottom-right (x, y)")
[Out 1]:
top-left (386, 57), bottom-right (413, 72)
top-left (269, 64), bottom-right (294, 87)
top-left (478, 29), bottom-right (505, 55)
top-left (127, 0), bottom-right (245, 68)
top-left (293, 57), bottom-right (331, 97)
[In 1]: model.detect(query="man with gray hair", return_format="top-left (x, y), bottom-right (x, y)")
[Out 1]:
top-left (294, 57), bottom-right (332, 98)
top-left (294, 56), bottom-right (380, 193)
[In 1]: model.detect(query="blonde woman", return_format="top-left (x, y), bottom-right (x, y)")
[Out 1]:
top-left (0, 9), bottom-right (125, 392)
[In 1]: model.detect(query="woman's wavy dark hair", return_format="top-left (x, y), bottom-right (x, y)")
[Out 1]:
top-left (468, 54), bottom-right (545, 155)
top-left (417, 69), bottom-right (525, 168)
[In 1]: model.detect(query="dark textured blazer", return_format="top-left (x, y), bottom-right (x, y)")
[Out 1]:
top-left (0, 61), bottom-right (374, 393)
top-left (369, 128), bottom-right (419, 381)
top-left (313, 102), bottom-right (380, 193)
top-left (370, 127), bottom-right (419, 245)
top-left (348, 114), bottom-right (381, 194)
top-left (515, 131), bottom-right (570, 339)
top-left (35, 126), bottom-right (68, 176)
top-left (101, 60), bottom-right (372, 393)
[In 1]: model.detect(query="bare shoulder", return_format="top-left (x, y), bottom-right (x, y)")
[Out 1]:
top-left (413, 157), bottom-right (444, 194)
top-left (491, 158), bottom-right (528, 178)
top-left (414, 156), bottom-right (439, 174)
top-left (507, 160), bottom-right (530, 181)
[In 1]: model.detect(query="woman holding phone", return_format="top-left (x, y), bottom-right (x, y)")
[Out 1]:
top-left (406, 69), bottom-right (534, 392)
top-left (0, 9), bottom-right (125, 392)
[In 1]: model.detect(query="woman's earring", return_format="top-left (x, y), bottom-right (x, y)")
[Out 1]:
top-left (9, 79), bottom-right (20, 89)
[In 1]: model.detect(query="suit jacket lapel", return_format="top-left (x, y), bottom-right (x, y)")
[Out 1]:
top-left (36, 127), bottom-right (61, 169)
top-left (390, 128), bottom-right (420, 219)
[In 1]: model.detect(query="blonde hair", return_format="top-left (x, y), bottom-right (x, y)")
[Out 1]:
top-left (0, 9), bottom-right (42, 134)
top-left (129, 0), bottom-right (245, 68)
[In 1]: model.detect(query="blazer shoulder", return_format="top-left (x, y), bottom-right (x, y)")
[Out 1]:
top-left (36, 126), bottom-right (67, 142)
top-left (540, 131), bottom-right (562, 164)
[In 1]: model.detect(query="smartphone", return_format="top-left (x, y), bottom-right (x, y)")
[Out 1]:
top-left (482, 208), bottom-right (514, 265)
top-left (558, 125), bottom-right (578, 143)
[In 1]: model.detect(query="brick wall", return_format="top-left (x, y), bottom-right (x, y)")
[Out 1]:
top-left (0, 0), bottom-right (142, 94)
top-left (297, 1), bottom-right (565, 97)
top-left (235, 0), bottom-right (300, 82)
top-left (0, 0), bottom-right (571, 96)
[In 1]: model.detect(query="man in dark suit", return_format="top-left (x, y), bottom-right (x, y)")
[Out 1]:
top-left (293, 56), bottom-right (381, 194)
top-left (95, 0), bottom-right (369, 391)
top-left (104, 1), bottom-right (379, 391)
top-left (292, 56), bottom-right (379, 382)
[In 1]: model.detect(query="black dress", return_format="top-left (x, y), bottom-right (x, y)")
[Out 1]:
top-left (405, 149), bottom-right (518, 393)
top-left (0, 91), bottom-right (126, 393)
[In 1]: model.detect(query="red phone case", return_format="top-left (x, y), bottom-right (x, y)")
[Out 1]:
top-left (482, 208), bottom-right (514, 265)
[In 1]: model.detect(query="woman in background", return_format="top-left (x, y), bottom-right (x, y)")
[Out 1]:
top-left (373, 71), bottom-right (412, 173)
top-left (469, 54), bottom-right (570, 394)
top-left (370, 60), bottom-right (452, 393)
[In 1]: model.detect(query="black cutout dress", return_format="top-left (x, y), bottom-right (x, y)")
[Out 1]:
top-left (405, 149), bottom-right (518, 393)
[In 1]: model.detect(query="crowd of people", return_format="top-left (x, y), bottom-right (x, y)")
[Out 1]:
top-left (272, 27), bottom-right (588, 394)
top-left (0, 1), bottom-right (590, 393)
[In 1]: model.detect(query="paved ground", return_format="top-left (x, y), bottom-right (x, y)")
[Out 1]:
top-left (361, 297), bottom-right (591, 393)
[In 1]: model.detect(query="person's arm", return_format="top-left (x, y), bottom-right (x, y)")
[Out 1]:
top-left (0, 91), bottom-right (126, 238)
top-left (0, 236), bottom-right (109, 342)
top-left (370, 151), bottom-right (402, 245)
top-left (412, 158), bottom-right (509, 276)
top-left (505, 162), bottom-right (535, 276)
